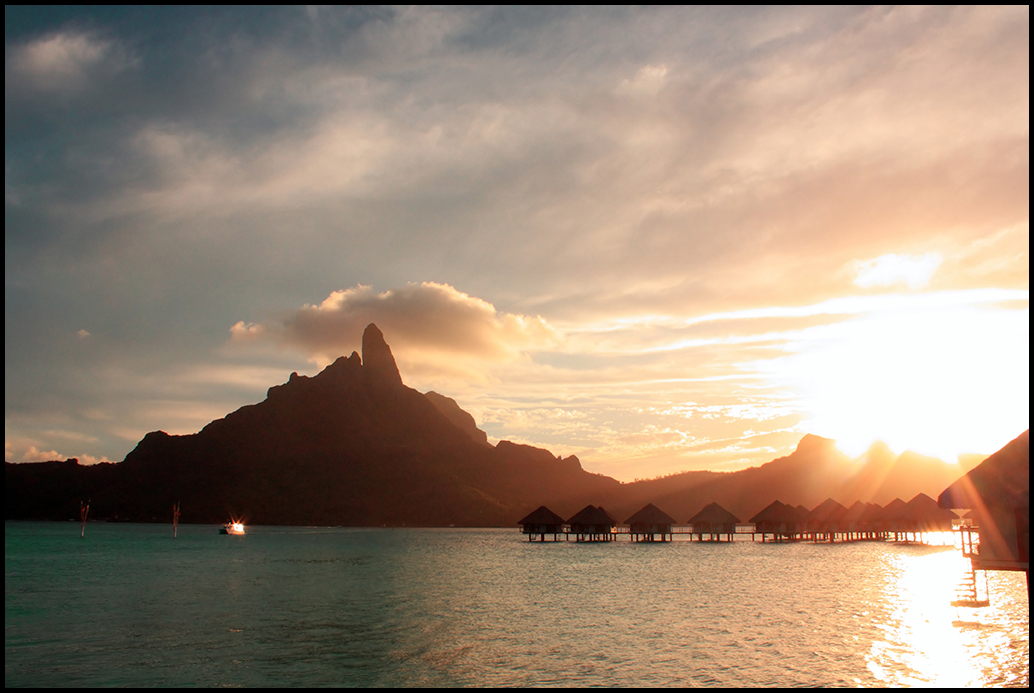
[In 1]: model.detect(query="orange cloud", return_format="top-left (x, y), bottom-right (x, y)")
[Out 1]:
top-left (238, 282), bottom-right (559, 369)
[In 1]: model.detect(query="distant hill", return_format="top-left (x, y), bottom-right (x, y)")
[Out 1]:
top-left (3, 323), bottom-right (1005, 526)
top-left (604, 434), bottom-right (983, 522)
top-left (595, 434), bottom-right (853, 522)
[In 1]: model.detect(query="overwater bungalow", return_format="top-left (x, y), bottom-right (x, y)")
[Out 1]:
top-left (749, 500), bottom-right (801, 541)
top-left (518, 506), bottom-right (566, 541)
top-left (806, 498), bottom-right (848, 542)
top-left (877, 498), bottom-right (914, 540)
top-left (567, 505), bottom-right (617, 542)
top-left (939, 429), bottom-right (1029, 579)
top-left (687, 502), bottom-right (740, 541)
top-left (792, 504), bottom-right (811, 528)
top-left (906, 492), bottom-right (955, 535)
top-left (624, 503), bottom-right (676, 542)
top-left (841, 501), bottom-right (882, 540)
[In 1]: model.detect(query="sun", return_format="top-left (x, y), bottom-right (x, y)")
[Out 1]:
top-left (774, 298), bottom-right (1029, 460)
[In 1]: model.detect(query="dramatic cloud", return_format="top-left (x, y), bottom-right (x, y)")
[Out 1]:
top-left (5, 7), bottom-right (1028, 478)
top-left (235, 282), bottom-right (559, 374)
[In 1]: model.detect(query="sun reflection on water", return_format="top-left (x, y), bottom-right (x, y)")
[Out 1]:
top-left (867, 545), bottom-right (1026, 686)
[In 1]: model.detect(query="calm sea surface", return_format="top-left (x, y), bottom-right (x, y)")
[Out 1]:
top-left (5, 522), bottom-right (1029, 687)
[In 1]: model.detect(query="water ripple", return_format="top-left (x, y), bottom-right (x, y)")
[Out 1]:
top-left (5, 523), bottom-right (1029, 687)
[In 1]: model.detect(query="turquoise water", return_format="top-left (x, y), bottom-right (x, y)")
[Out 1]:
top-left (5, 522), bottom-right (1029, 687)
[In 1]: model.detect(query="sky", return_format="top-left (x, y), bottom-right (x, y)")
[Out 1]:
top-left (5, 6), bottom-right (1029, 481)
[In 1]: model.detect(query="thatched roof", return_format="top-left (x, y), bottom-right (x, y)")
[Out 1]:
top-left (687, 502), bottom-right (740, 525)
top-left (518, 506), bottom-right (565, 526)
top-left (807, 498), bottom-right (847, 526)
top-left (859, 502), bottom-right (884, 524)
top-left (749, 500), bottom-right (793, 524)
top-left (842, 500), bottom-right (870, 523)
top-left (879, 498), bottom-right (912, 522)
top-left (624, 503), bottom-right (676, 526)
top-left (567, 504), bottom-right (615, 526)
top-left (939, 430), bottom-right (1029, 510)
top-left (907, 492), bottom-right (956, 529)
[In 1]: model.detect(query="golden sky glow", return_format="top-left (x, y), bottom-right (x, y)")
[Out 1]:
top-left (5, 7), bottom-right (1029, 479)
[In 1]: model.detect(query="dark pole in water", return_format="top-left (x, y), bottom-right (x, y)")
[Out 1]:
top-left (173, 502), bottom-right (181, 538)
top-left (80, 500), bottom-right (90, 538)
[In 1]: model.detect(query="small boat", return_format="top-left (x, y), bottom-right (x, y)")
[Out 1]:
top-left (220, 521), bottom-right (246, 535)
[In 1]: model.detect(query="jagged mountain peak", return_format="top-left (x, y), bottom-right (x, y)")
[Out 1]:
top-left (87, 323), bottom-right (621, 525)
top-left (362, 323), bottom-right (403, 387)
top-left (313, 350), bottom-right (362, 380)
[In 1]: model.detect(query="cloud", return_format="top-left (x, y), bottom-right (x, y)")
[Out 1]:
top-left (617, 64), bottom-right (669, 96)
top-left (6, 441), bottom-right (112, 465)
top-left (237, 282), bottom-right (560, 370)
top-left (18, 445), bottom-right (67, 462)
top-left (853, 253), bottom-right (943, 289)
top-left (229, 322), bottom-right (266, 342)
top-left (9, 8), bottom-right (1027, 312)
top-left (7, 31), bottom-right (127, 92)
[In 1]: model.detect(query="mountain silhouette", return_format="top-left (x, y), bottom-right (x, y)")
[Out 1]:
top-left (7, 325), bottom-right (616, 525)
top-left (584, 434), bottom-right (985, 523)
top-left (3, 324), bottom-right (1008, 526)
top-left (424, 391), bottom-right (490, 446)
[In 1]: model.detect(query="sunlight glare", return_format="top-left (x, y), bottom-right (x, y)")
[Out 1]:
top-left (854, 253), bottom-right (943, 289)
top-left (867, 549), bottom-right (985, 686)
top-left (769, 302), bottom-right (1029, 459)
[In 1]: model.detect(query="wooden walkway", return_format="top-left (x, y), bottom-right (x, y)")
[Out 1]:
top-left (523, 525), bottom-right (953, 544)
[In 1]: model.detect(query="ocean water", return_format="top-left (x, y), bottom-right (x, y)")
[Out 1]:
top-left (5, 522), bottom-right (1029, 687)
